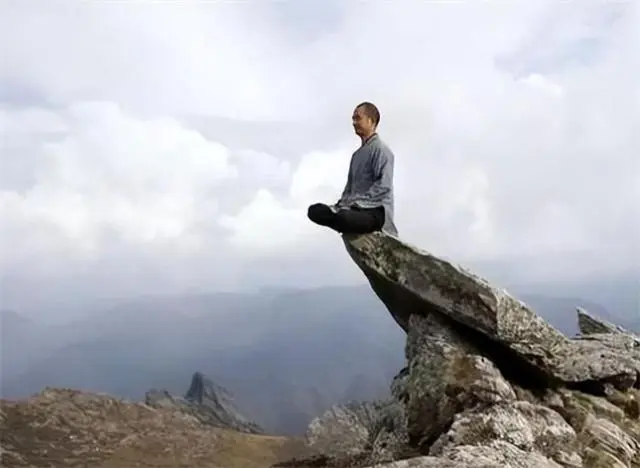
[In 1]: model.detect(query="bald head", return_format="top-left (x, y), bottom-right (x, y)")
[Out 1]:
top-left (352, 102), bottom-right (380, 140)
top-left (356, 101), bottom-right (380, 126)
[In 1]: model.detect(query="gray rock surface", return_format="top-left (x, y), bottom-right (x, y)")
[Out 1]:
top-left (576, 307), bottom-right (635, 337)
top-left (289, 232), bottom-right (640, 468)
top-left (342, 232), bottom-right (640, 390)
top-left (305, 399), bottom-right (410, 465)
top-left (403, 313), bottom-right (516, 447)
top-left (145, 371), bottom-right (263, 434)
top-left (306, 401), bottom-right (378, 456)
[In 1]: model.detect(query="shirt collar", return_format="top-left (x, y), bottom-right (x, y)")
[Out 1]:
top-left (362, 133), bottom-right (378, 146)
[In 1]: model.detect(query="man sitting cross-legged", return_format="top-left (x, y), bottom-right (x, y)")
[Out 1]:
top-left (307, 101), bottom-right (398, 236)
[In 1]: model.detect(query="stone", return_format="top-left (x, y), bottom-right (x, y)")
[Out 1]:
top-left (579, 415), bottom-right (639, 467)
top-left (440, 441), bottom-right (564, 468)
top-left (343, 232), bottom-right (640, 390)
top-left (404, 313), bottom-right (515, 446)
top-left (576, 307), bottom-right (637, 338)
top-left (429, 401), bottom-right (578, 464)
top-left (364, 440), bottom-right (567, 468)
top-left (305, 399), bottom-right (410, 464)
top-left (306, 401), bottom-right (375, 456)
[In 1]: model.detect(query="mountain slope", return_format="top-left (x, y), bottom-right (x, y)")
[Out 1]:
top-left (0, 388), bottom-right (310, 468)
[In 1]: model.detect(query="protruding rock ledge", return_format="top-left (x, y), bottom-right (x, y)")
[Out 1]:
top-left (342, 232), bottom-right (640, 390)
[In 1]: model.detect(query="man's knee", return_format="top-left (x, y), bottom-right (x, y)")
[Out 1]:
top-left (307, 203), bottom-right (321, 221)
top-left (307, 203), bottom-right (330, 223)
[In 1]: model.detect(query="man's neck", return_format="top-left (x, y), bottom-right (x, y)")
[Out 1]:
top-left (360, 132), bottom-right (377, 146)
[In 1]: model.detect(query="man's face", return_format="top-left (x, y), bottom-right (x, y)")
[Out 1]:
top-left (352, 106), bottom-right (374, 137)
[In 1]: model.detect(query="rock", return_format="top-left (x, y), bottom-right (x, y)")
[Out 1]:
top-left (145, 371), bottom-right (263, 434)
top-left (403, 313), bottom-right (515, 447)
top-left (569, 391), bottom-right (627, 423)
top-left (363, 456), bottom-right (480, 467)
top-left (439, 440), bottom-right (565, 468)
top-left (305, 399), bottom-right (410, 464)
top-left (365, 441), bottom-right (565, 467)
top-left (306, 401), bottom-right (378, 456)
top-left (576, 308), bottom-right (637, 338)
top-left (343, 232), bottom-right (640, 390)
top-left (579, 415), bottom-right (639, 467)
top-left (429, 401), bottom-right (579, 464)
top-left (604, 386), bottom-right (640, 420)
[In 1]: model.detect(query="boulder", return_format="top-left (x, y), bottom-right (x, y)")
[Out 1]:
top-left (305, 399), bottom-right (410, 465)
top-left (403, 313), bottom-right (516, 447)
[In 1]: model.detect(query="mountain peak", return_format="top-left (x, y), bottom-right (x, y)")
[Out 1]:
top-left (185, 371), bottom-right (231, 404)
top-left (145, 371), bottom-right (263, 434)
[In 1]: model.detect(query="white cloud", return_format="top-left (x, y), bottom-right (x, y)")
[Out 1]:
top-left (219, 147), bottom-right (353, 256)
top-left (0, 1), bottom-right (638, 314)
top-left (233, 149), bottom-right (292, 190)
top-left (219, 189), bottom-right (311, 254)
top-left (288, 149), bottom-right (351, 203)
top-left (519, 74), bottom-right (564, 97)
top-left (1, 102), bottom-right (237, 264)
top-left (0, 2), bottom-right (311, 121)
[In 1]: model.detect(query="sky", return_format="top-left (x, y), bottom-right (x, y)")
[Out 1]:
top-left (0, 1), bottom-right (638, 318)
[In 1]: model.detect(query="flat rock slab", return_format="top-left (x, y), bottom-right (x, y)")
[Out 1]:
top-left (343, 232), bottom-right (639, 390)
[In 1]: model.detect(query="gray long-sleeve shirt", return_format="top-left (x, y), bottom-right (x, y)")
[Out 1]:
top-left (336, 134), bottom-right (398, 236)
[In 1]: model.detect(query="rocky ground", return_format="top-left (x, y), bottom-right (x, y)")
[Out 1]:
top-left (0, 385), bottom-right (308, 467)
top-left (2, 231), bottom-right (638, 467)
top-left (277, 232), bottom-right (640, 468)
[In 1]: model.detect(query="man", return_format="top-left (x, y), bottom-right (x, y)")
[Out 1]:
top-left (307, 102), bottom-right (398, 236)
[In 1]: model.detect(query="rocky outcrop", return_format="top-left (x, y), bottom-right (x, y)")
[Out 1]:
top-left (577, 307), bottom-right (640, 345)
top-left (303, 399), bottom-right (412, 465)
top-left (145, 371), bottom-right (263, 434)
top-left (343, 233), bottom-right (640, 391)
top-left (287, 232), bottom-right (640, 468)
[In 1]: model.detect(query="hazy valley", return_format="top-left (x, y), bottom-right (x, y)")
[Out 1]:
top-left (2, 274), bottom-right (637, 436)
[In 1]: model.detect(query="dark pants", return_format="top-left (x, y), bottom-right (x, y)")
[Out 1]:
top-left (307, 203), bottom-right (384, 234)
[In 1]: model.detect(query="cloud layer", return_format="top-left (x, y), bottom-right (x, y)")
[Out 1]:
top-left (1, 1), bottom-right (638, 317)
